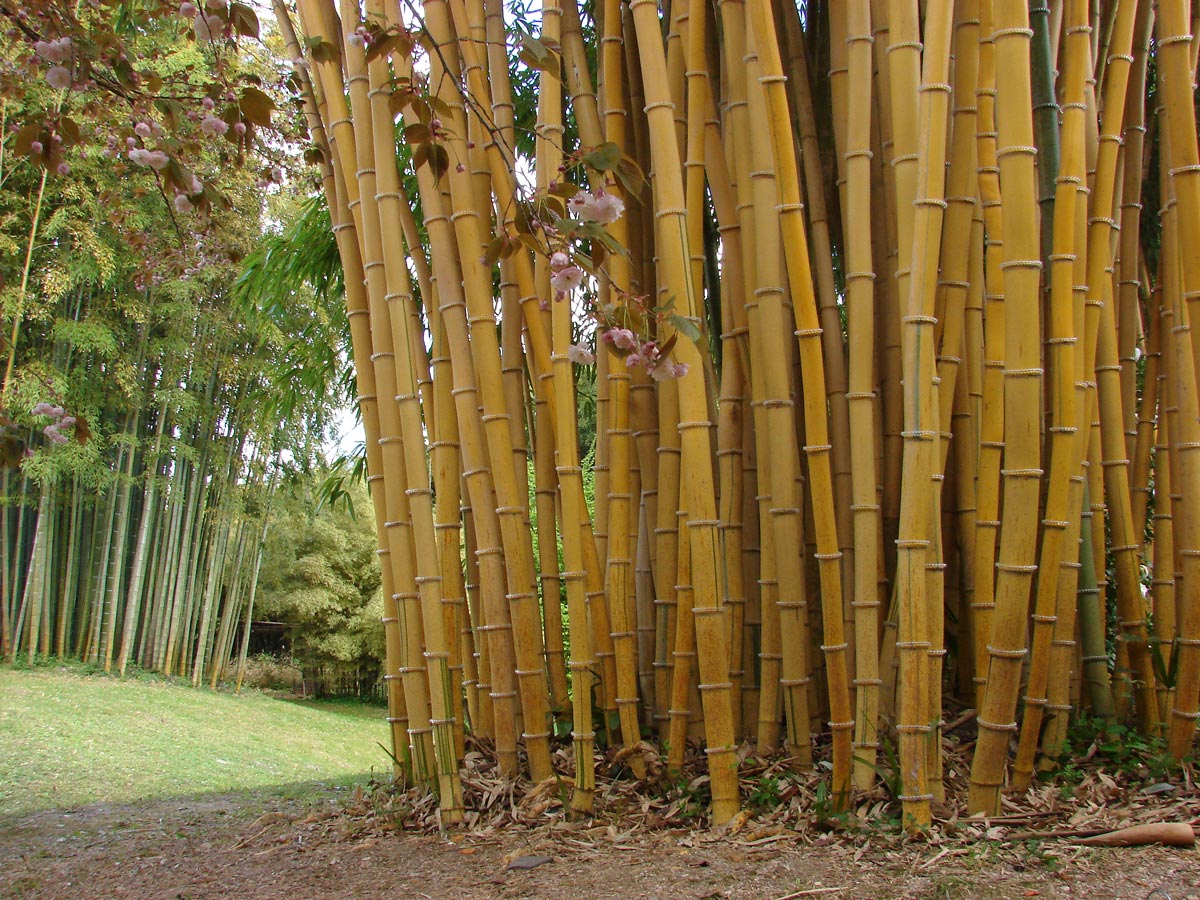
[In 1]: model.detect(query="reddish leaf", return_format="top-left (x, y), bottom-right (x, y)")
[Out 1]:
top-left (239, 87), bottom-right (274, 127)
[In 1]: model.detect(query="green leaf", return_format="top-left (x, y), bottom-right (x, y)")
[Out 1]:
top-left (615, 155), bottom-right (646, 195)
top-left (670, 314), bottom-right (701, 343)
top-left (306, 38), bottom-right (339, 64)
top-left (427, 96), bottom-right (454, 119)
top-left (550, 180), bottom-right (581, 199)
top-left (483, 235), bottom-right (506, 268)
top-left (153, 99), bottom-right (185, 131)
top-left (583, 141), bottom-right (622, 172)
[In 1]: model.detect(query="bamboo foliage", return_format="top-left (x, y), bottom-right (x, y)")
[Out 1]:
top-left (279, 0), bottom-right (1200, 828)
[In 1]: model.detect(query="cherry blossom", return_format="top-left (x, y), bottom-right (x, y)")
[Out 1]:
top-left (34, 37), bottom-right (72, 63)
top-left (43, 424), bottom-right (69, 444)
top-left (129, 148), bottom-right (170, 169)
top-left (568, 188), bottom-right (625, 225)
top-left (194, 13), bottom-right (224, 42)
top-left (201, 115), bottom-right (229, 136)
top-left (46, 66), bottom-right (72, 91)
top-left (550, 264), bottom-right (584, 293)
top-left (567, 344), bottom-right (595, 365)
top-left (604, 327), bottom-right (638, 352)
top-left (651, 360), bottom-right (689, 381)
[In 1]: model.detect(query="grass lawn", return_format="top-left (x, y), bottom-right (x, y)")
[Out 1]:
top-left (0, 665), bottom-right (391, 817)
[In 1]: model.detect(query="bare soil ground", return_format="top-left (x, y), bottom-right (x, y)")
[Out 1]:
top-left (3, 787), bottom-right (1199, 900)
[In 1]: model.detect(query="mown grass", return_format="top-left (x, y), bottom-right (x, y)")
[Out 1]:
top-left (0, 664), bottom-right (391, 817)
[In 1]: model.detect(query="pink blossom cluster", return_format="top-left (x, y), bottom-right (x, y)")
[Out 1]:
top-left (31, 402), bottom-right (76, 445)
top-left (567, 188), bottom-right (624, 225)
top-left (346, 26), bottom-right (372, 49)
top-left (201, 114), bottom-right (228, 135)
top-left (128, 147), bottom-right (170, 169)
top-left (600, 328), bottom-right (689, 381)
top-left (187, 2), bottom-right (226, 42)
top-left (33, 37), bottom-right (73, 63)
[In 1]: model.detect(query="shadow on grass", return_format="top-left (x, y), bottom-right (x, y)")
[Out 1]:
top-left (0, 772), bottom-right (389, 830)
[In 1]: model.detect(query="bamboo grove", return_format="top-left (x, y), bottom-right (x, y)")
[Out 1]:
top-left (1, 149), bottom-right (343, 689)
top-left (283, 0), bottom-right (1200, 829)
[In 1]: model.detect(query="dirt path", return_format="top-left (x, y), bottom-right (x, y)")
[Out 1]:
top-left (3, 791), bottom-right (1199, 900)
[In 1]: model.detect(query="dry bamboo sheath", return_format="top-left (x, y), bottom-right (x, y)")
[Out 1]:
top-left (284, 0), bottom-right (1200, 828)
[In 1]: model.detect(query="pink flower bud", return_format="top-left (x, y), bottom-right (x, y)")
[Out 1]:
top-left (202, 96), bottom-right (215, 110)
top-left (126, 136), bottom-right (138, 149)
top-left (29, 140), bottom-right (43, 154)
top-left (550, 251), bottom-right (571, 271)
top-left (233, 121), bottom-right (246, 136)
top-left (179, 1), bottom-right (197, 15)
top-left (56, 162), bottom-right (70, 176)
top-left (135, 122), bottom-right (152, 138)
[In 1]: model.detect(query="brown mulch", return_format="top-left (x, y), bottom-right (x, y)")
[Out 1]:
top-left (3, 733), bottom-right (1200, 900)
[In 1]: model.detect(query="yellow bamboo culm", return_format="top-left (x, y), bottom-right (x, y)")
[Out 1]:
top-left (283, 0), bottom-right (1200, 832)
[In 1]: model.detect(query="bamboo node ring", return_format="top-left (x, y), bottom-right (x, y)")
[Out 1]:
top-left (986, 644), bottom-right (1029, 659)
top-left (976, 717), bottom-right (1018, 732)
